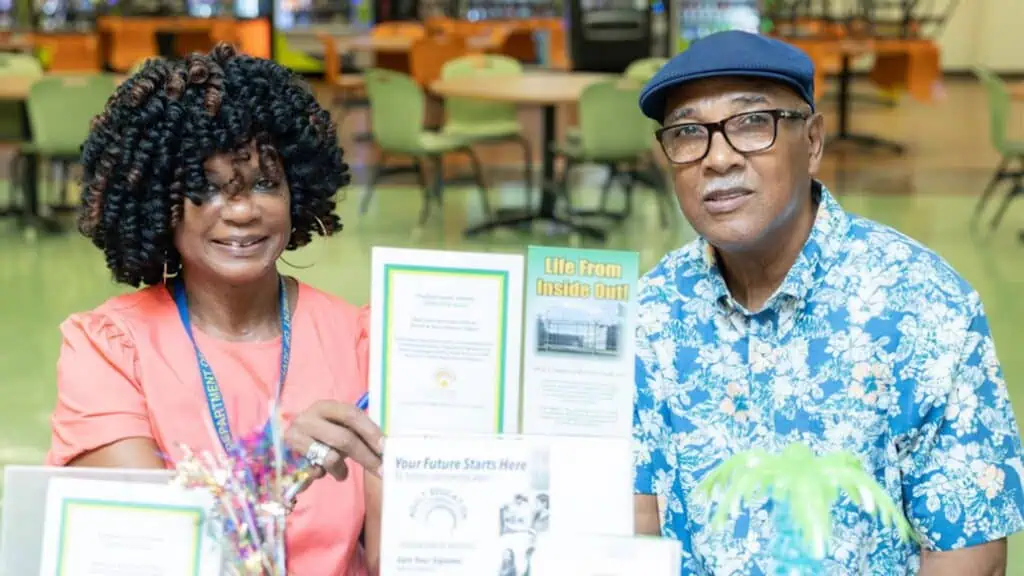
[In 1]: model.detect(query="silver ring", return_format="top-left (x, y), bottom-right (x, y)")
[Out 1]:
top-left (304, 440), bottom-right (331, 468)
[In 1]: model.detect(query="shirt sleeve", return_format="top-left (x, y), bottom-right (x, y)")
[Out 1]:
top-left (633, 324), bottom-right (673, 497)
top-left (902, 298), bottom-right (1024, 550)
top-left (47, 312), bottom-right (154, 466)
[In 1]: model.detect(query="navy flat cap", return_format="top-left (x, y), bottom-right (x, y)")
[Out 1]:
top-left (639, 30), bottom-right (816, 122)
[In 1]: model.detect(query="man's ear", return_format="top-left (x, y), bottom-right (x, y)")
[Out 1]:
top-left (807, 112), bottom-right (826, 177)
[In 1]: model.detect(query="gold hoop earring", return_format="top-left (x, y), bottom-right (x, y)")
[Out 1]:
top-left (280, 215), bottom-right (329, 270)
top-left (315, 215), bottom-right (328, 237)
top-left (163, 260), bottom-right (179, 283)
top-left (279, 255), bottom-right (314, 269)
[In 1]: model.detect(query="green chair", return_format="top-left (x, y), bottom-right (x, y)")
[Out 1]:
top-left (273, 32), bottom-right (324, 74)
top-left (362, 68), bottom-right (491, 225)
top-left (20, 74), bottom-right (118, 219)
top-left (971, 66), bottom-right (1024, 231)
top-left (624, 57), bottom-right (668, 83)
top-left (565, 57), bottom-right (665, 147)
top-left (0, 55), bottom-right (43, 217)
top-left (440, 55), bottom-right (533, 205)
top-left (0, 54), bottom-right (43, 143)
top-left (554, 79), bottom-right (671, 228)
top-left (0, 53), bottom-right (43, 75)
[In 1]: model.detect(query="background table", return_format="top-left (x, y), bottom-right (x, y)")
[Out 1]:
top-left (430, 71), bottom-right (611, 240)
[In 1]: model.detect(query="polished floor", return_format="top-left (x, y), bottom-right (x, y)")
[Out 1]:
top-left (3, 77), bottom-right (1024, 568)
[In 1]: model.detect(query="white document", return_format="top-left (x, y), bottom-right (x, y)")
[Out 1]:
top-left (380, 435), bottom-right (634, 576)
top-left (38, 478), bottom-right (223, 576)
top-left (529, 533), bottom-right (682, 575)
top-left (520, 246), bottom-right (639, 438)
top-left (369, 247), bottom-right (525, 435)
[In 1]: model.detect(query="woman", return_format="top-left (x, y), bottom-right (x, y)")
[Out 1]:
top-left (46, 44), bottom-right (383, 575)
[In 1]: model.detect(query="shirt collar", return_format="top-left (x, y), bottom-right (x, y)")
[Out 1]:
top-left (698, 182), bottom-right (849, 312)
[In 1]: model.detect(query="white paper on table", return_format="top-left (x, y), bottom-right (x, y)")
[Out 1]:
top-left (368, 246), bottom-right (525, 436)
top-left (529, 533), bottom-right (683, 576)
top-left (379, 434), bottom-right (634, 576)
top-left (38, 478), bottom-right (223, 576)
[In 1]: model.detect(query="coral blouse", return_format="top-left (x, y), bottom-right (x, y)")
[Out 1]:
top-left (46, 282), bottom-right (369, 576)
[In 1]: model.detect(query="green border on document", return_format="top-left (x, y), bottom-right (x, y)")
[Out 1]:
top-left (380, 264), bottom-right (510, 435)
top-left (54, 498), bottom-right (205, 576)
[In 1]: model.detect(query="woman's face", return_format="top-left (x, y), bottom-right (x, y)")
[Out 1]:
top-left (174, 142), bottom-right (291, 285)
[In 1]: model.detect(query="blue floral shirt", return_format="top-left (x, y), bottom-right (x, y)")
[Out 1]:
top-left (633, 185), bottom-right (1024, 575)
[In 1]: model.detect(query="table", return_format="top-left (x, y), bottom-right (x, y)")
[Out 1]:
top-left (829, 40), bottom-right (905, 154)
top-left (430, 71), bottom-right (612, 240)
top-left (0, 36), bottom-right (33, 53)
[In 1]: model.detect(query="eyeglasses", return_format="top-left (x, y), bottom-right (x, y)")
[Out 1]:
top-left (655, 109), bottom-right (810, 165)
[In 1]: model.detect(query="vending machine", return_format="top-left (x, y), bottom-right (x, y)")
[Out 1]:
top-left (372, 0), bottom-right (417, 21)
top-left (566, 0), bottom-right (653, 73)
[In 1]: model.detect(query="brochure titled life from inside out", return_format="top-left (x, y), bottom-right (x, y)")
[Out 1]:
top-left (379, 435), bottom-right (634, 576)
top-left (521, 246), bottom-right (639, 437)
top-left (368, 247), bottom-right (524, 436)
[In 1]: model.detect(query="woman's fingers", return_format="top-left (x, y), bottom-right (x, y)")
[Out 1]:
top-left (284, 427), bottom-right (348, 481)
top-left (301, 416), bottom-right (377, 478)
top-left (312, 401), bottom-right (385, 457)
top-left (284, 400), bottom-right (384, 477)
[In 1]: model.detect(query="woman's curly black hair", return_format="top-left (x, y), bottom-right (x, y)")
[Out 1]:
top-left (78, 43), bottom-right (349, 287)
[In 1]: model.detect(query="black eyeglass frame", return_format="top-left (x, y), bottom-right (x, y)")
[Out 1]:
top-left (654, 109), bottom-right (811, 165)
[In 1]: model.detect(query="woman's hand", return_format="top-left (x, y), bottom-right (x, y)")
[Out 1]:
top-left (284, 400), bottom-right (384, 482)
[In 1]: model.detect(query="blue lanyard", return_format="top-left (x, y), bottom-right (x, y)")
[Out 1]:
top-left (171, 276), bottom-right (292, 453)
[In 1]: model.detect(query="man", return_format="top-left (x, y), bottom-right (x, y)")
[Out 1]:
top-left (631, 30), bottom-right (1024, 575)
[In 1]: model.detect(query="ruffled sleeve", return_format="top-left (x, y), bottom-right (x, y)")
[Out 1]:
top-left (46, 312), bottom-right (154, 466)
top-left (355, 305), bottom-right (371, 394)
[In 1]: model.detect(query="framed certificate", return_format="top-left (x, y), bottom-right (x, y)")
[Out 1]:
top-left (39, 478), bottom-right (222, 576)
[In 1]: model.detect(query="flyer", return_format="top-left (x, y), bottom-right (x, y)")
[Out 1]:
top-left (38, 477), bottom-right (222, 576)
top-left (520, 246), bottom-right (639, 437)
top-left (368, 247), bottom-right (525, 435)
top-left (379, 435), bottom-right (634, 576)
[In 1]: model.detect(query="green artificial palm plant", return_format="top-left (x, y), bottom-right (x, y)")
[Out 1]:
top-left (698, 443), bottom-right (918, 574)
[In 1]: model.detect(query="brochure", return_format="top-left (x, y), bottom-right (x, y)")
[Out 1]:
top-left (379, 434), bottom-right (634, 576)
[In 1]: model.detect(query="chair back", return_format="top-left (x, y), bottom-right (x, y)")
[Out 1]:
top-left (0, 53), bottom-right (43, 77)
top-left (624, 57), bottom-right (667, 83)
top-left (972, 66), bottom-right (1011, 153)
top-left (577, 79), bottom-right (650, 160)
top-left (273, 32), bottom-right (324, 73)
top-left (441, 54), bottom-right (521, 127)
top-left (0, 54), bottom-right (40, 141)
top-left (317, 33), bottom-right (342, 84)
top-left (27, 74), bottom-right (117, 156)
top-left (364, 69), bottom-right (424, 153)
